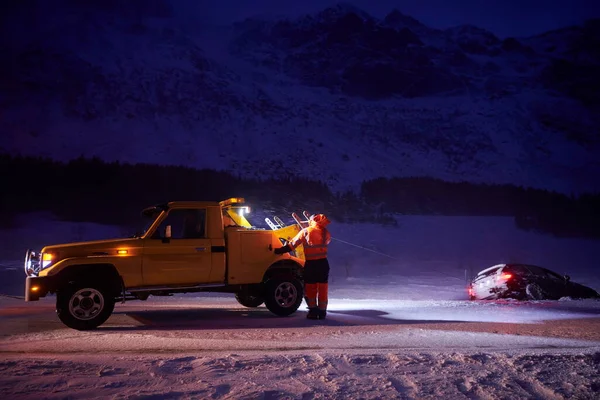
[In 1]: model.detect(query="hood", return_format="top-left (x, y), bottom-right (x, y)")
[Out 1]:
top-left (309, 214), bottom-right (331, 228)
top-left (41, 237), bottom-right (142, 258)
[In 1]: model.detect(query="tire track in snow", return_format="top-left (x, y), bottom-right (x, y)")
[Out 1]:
top-left (1, 350), bottom-right (599, 399)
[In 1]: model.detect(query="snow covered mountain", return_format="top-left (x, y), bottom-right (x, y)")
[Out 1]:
top-left (2, 1), bottom-right (599, 194)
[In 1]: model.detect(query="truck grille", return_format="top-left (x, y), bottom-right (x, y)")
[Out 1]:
top-left (24, 249), bottom-right (41, 277)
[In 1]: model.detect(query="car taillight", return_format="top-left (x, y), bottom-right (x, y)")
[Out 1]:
top-left (498, 273), bottom-right (512, 281)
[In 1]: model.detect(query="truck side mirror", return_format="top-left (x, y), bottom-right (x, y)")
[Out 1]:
top-left (161, 225), bottom-right (172, 243)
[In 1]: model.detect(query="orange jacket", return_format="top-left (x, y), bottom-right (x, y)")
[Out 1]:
top-left (289, 214), bottom-right (331, 260)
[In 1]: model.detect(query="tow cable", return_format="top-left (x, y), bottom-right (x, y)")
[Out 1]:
top-left (288, 211), bottom-right (466, 283)
top-left (332, 237), bottom-right (399, 260)
top-left (331, 237), bottom-right (466, 282)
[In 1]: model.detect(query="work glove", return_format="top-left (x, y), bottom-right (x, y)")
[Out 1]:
top-left (274, 244), bottom-right (292, 254)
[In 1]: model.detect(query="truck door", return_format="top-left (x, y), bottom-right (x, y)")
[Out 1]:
top-left (142, 208), bottom-right (213, 286)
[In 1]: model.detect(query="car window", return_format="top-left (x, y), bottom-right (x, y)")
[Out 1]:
top-left (542, 269), bottom-right (565, 282)
top-left (153, 209), bottom-right (206, 239)
top-left (522, 265), bottom-right (544, 276)
top-left (521, 265), bottom-right (564, 281)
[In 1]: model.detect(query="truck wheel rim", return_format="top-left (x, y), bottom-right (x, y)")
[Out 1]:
top-left (69, 288), bottom-right (104, 320)
top-left (274, 282), bottom-right (297, 308)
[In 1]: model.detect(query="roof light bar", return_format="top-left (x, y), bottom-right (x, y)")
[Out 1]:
top-left (220, 197), bottom-right (245, 207)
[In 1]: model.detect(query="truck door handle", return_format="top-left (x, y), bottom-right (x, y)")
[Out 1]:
top-left (195, 247), bottom-right (206, 252)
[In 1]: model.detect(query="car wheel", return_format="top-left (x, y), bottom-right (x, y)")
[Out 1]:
top-left (263, 276), bottom-right (303, 316)
top-left (526, 283), bottom-right (548, 300)
top-left (235, 292), bottom-right (264, 308)
top-left (56, 284), bottom-right (115, 330)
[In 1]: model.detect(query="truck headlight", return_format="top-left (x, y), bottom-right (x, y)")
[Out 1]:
top-left (41, 252), bottom-right (54, 269)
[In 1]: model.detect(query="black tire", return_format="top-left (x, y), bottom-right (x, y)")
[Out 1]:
top-left (235, 292), bottom-right (264, 308)
top-left (526, 283), bottom-right (548, 300)
top-left (263, 276), bottom-right (303, 316)
top-left (56, 284), bottom-right (115, 330)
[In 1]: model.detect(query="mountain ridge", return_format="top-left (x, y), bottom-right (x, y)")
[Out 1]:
top-left (2, 1), bottom-right (599, 194)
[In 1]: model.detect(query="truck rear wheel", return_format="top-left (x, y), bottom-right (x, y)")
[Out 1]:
top-left (235, 293), bottom-right (264, 308)
top-left (56, 284), bottom-right (115, 330)
top-left (264, 277), bottom-right (303, 316)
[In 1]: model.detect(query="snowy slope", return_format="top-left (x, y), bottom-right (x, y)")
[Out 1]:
top-left (1, 1), bottom-right (599, 193)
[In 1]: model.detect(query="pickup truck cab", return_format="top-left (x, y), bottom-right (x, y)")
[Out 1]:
top-left (24, 198), bottom-right (305, 330)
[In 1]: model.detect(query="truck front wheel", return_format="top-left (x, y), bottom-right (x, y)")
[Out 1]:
top-left (264, 277), bottom-right (303, 316)
top-left (56, 284), bottom-right (115, 330)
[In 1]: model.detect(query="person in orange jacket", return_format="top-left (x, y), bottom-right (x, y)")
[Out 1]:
top-left (274, 214), bottom-right (331, 320)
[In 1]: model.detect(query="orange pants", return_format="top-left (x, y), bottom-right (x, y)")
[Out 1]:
top-left (305, 283), bottom-right (328, 310)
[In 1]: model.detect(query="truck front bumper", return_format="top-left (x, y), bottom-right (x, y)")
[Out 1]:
top-left (25, 276), bottom-right (54, 301)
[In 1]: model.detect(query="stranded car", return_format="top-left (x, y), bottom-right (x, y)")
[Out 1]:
top-left (468, 263), bottom-right (600, 300)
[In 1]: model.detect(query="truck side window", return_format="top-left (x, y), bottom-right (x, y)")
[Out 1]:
top-left (154, 209), bottom-right (206, 239)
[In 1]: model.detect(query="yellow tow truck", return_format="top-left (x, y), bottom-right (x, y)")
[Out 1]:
top-left (24, 198), bottom-right (306, 330)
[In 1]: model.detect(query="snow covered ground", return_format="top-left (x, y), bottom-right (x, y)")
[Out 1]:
top-left (1, 213), bottom-right (599, 399)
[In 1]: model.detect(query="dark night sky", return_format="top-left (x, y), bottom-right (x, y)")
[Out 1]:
top-left (184, 0), bottom-right (600, 37)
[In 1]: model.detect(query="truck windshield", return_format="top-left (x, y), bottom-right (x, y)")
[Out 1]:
top-left (131, 209), bottom-right (162, 238)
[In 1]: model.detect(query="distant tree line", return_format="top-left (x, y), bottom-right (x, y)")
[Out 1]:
top-left (360, 177), bottom-right (555, 216)
top-left (1, 154), bottom-right (599, 238)
top-left (358, 177), bottom-right (600, 238)
top-left (0, 154), bottom-right (335, 229)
